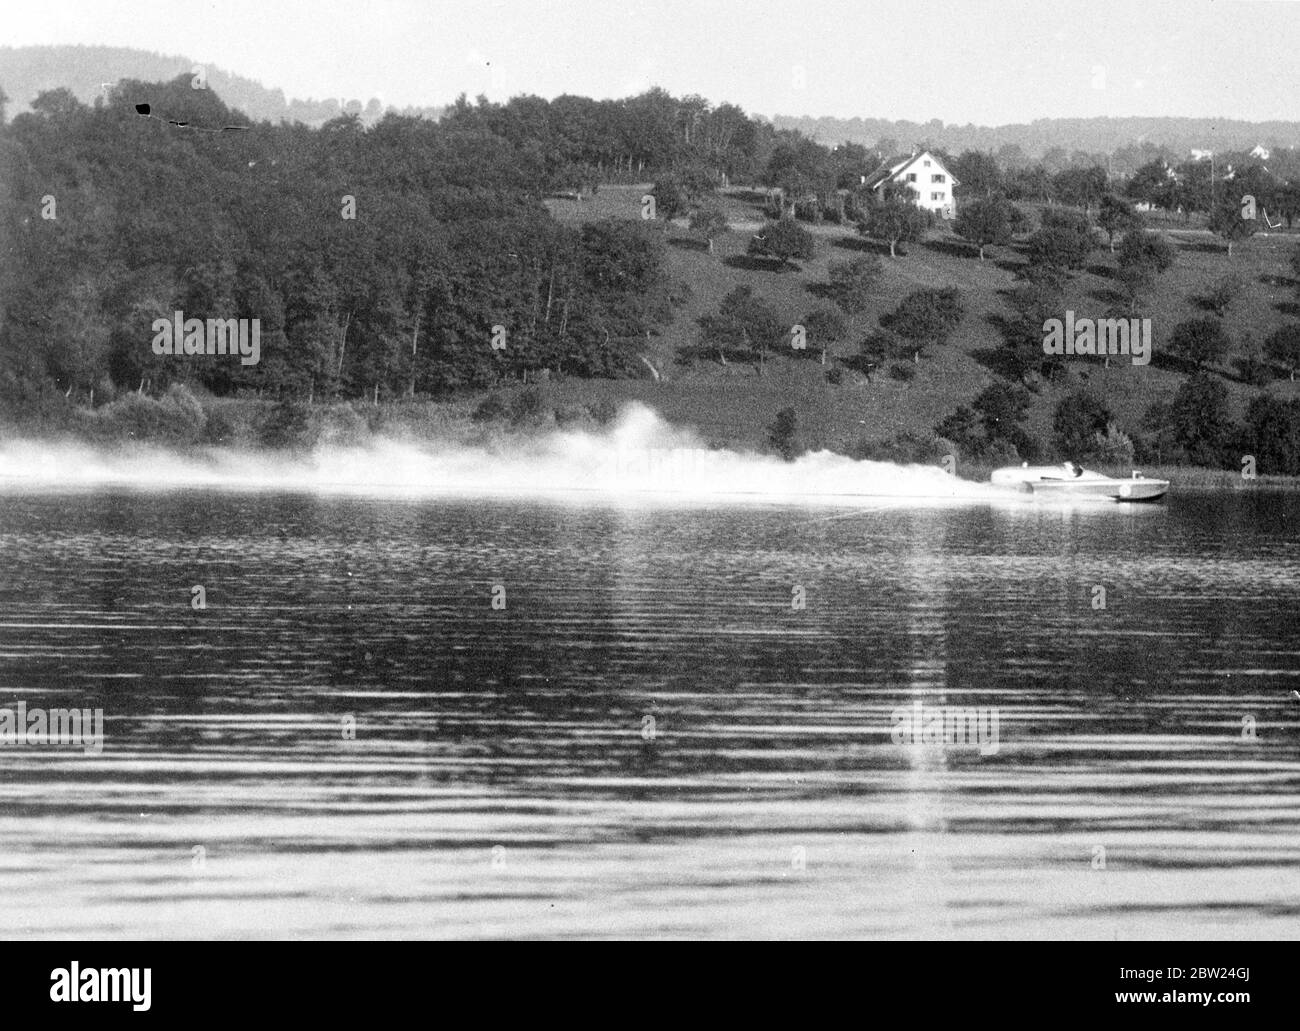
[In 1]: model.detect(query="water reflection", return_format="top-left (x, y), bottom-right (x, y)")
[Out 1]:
top-left (0, 488), bottom-right (1298, 938)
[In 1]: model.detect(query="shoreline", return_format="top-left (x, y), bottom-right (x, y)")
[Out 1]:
top-left (3, 400), bottom-right (1297, 493)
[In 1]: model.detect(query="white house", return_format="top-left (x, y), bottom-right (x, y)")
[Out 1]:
top-left (862, 150), bottom-right (959, 218)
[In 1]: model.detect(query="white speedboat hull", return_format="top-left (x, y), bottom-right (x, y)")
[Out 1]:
top-left (991, 464), bottom-right (1168, 502)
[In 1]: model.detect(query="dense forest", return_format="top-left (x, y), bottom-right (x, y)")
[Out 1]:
top-left (0, 78), bottom-right (899, 408)
top-left (0, 79), bottom-right (730, 405)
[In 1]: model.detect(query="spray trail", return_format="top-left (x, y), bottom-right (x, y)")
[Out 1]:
top-left (0, 403), bottom-right (1001, 505)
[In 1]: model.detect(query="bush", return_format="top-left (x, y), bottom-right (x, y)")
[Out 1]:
top-left (472, 392), bottom-right (510, 423)
top-left (1027, 225), bottom-right (1093, 270)
top-left (203, 404), bottom-right (239, 445)
top-left (1084, 423), bottom-right (1135, 465)
top-left (315, 403), bottom-right (368, 446)
top-left (889, 362), bottom-right (917, 382)
top-left (159, 383), bottom-right (206, 431)
top-left (825, 365), bottom-right (845, 385)
top-left (1118, 228), bottom-right (1177, 274)
top-left (259, 399), bottom-right (315, 448)
top-left (471, 388), bottom-right (551, 426)
top-left (850, 431), bottom-right (956, 464)
top-left (793, 198), bottom-right (823, 223)
top-left (88, 383), bottom-right (208, 444)
top-left (585, 399), bottom-right (620, 426)
top-left (768, 406), bottom-right (802, 460)
top-left (748, 218), bottom-right (816, 269)
top-left (553, 403), bottom-right (593, 429)
top-left (508, 387), bottom-right (548, 426)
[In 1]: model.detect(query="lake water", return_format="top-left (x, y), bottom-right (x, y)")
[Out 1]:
top-left (1, 487), bottom-right (1298, 939)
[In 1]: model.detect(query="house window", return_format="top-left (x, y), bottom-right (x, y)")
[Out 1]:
top-left (923, 160), bottom-right (931, 167)
top-left (906, 173), bottom-right (917, 182)
top-left (931, 192), bottom-right (944, 201)
top-left (932, 174), bottom-right (946, 183)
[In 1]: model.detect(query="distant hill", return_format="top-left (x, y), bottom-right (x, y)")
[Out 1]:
top-left (0, 45), bottom-right (443, 126)
top-left (770, 114), bottom-right (1300, 161)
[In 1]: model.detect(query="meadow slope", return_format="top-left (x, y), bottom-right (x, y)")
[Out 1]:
top-left (543, 184), bottom-right (1300, 456)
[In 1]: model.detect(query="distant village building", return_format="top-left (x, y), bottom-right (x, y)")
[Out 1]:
top-left (862, 150), bottom-right (959, 218)
top-left (1251, 144), bottom-right (1271, 160)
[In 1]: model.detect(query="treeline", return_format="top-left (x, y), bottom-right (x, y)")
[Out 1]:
top-left (0, 77), bottom-right (684, 407)
top-left (773, 114), bottom-right (1300, 171)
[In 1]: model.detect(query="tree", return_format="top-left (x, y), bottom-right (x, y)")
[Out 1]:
top-left (1245, 395), bottom-right (1300, 475)
top-left (824, 256), bottom-right (882, 314)
top-left (1117, 228), bottom-right (1176, 272)
top-left (880, 288), bottom-right (964, 363)
top-left (954, 196), bottom-right (1017, 259)
top-left (934, 405), bottom-right (983, 456)
top-left (1027, 210), bottom-right (1095, 271)
top-left (689, 204), bottom-right (729, 253)
top-left (973, 381), bottom-right (1032, 438)
top-left (861, 198), bottom-right (929, 257)
top-left (950, 151), bottom-right (1003, 199)
top-left (1053, 389), bottom-right (1112, 458)
top-left (1097, 194), bottom-right (1142, 251)
top-left (858, 329), bottom-right (910, 379)
top-left (748, 218), bottom-right (815, 270)
top-left (650, 174), bottom-right (690, 222)
top-left (970, 381), bottom-right (1037, 457)
top-left (1000, 275), bottom-right (1064, 380)
top-left (1126, 160), bottom-right (1176, 210)
top-left (1196, 272), bottom-right (1245, 317)
top-left (1234, 333), bottom-right (1274, 387)
top-left (694, 285), bottom-right (784, 370)
top-left (1053, 166), bottom-right (1108, 213)
top-left (1208, 196), bottom-right (1258, 256)
top-left (1169, 317), bottom-right (1230, 371)
top-left (1115, 229), bottom-right (1176, 313)
top-left (768, 407), bottom-right (802, 460)
top-left (801, 307), bottom-right (846, 365)
top-left (1159, 372), bottom-right (1235, 466)
top-left (1264, 323), bottom-right (1300, 381)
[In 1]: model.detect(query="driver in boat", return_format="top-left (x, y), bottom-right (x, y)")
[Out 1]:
top-left (1062, 461), bottom-right (1083, 477)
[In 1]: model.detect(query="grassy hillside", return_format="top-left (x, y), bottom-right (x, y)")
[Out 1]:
top-left (543, 185), bottom-right (1300, 455)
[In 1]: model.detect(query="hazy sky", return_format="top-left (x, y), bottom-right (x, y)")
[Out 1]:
top-left (9, 0), bottom-right (1299, 124)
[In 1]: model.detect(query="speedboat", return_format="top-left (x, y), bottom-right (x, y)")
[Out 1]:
top-left (991, 462), bottom-right (1168, 501)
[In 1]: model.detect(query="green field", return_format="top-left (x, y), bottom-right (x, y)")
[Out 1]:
top-left (542, 184), bottom-right (1300, 455)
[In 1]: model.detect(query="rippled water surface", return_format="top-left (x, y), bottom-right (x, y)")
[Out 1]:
top-left (1, 488), bottom-right (1298, 939)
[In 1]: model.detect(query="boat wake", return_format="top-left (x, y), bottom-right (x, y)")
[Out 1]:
top-left (0, 402), bottom-right (1001, 506)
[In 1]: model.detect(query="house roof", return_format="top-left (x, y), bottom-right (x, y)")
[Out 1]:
top-left (863, 150), bottom-right (959, 191)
